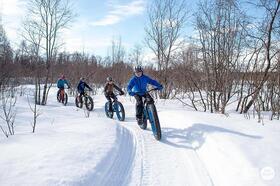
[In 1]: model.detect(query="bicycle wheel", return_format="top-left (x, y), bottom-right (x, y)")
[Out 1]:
top-left (147, 104), bottom-right (161, 140)
top-left (105, 102), bottom-right (113, 118)
top-left (85, 96), bottom-right (94, 111)
top-left (138, 108), bottom-right (147, 130)
top-left (63, 93), bottom-right (68, 106)
top-left (57, 90), bottom-right (61, 102)
top-left (75, 96), bottom-right (83, 108)
top-left (114, 101), bottom-right (125, 121)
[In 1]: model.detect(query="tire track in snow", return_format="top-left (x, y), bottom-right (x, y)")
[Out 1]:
top-left (91, 98), bottom-right (215, 185)
top-left (181, 148), bottom-right (215, 186)
top-left (82, 123), bottom-right (136, 186)
top-left (120, 118), bottom-right (215, 185)
top-left (101, 124), bottom-right (135, 186)
top-left (135, 129), bottom-right (154, 186)
top-left (121, 123), bottom-right (150, 186)
top-left (122, 122), bottom-right (199, 186)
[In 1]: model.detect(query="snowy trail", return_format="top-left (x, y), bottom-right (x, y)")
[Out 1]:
top-left (117, 104), bottom-right (214, 186)
top-left (122, 122), bottom-right (214, 186)
top-left (92, 124), bottom-right (135, 186)
top-left (110, 98), bottom-right (267, 186)
top-left (62, 94), bottom-right (268, 186)
top-left (1, 88), bottom-right (279, 186)
top-left (82, 96), bottom-right (215, 186)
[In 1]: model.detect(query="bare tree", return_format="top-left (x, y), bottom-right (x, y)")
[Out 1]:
top-left (0, 25), bottom-right (14, 91)
top-left (195, 0), bottom-right (248, 114)
top-left (22, 13), bottom-right (44, 104)
top-left (145, 0), bottom-right (189, 99)
top-left (129, 44), bottom-right (144, 65)
top-left (24, 0), bottom-right (74, 105)
top-left (27, 94), bottom-right (41, 133)
top-left (109, 36), bottom-right (125, 64)
top-left (0, 88), bottom-right (17, 137)
top-left (242, 0), bottom-right (280, 113)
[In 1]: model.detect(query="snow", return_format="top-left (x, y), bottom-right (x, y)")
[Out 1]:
top-left (0, 86), bottom-right (279, 186)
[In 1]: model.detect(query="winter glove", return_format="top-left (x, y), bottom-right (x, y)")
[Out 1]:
top-left (129, 92), bottom-right (135, 96)
top-left (120, 91), bottom-right (125, 96)
top-left (156, 86), bottom-right (163, 91)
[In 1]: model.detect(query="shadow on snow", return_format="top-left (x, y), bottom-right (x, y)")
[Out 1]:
top-left (161, 123), bottom-right (262, 150)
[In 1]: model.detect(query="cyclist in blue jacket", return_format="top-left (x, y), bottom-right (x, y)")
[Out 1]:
top-left (57, 75), bottom-right (70, 89)
top-left (127, 65), bottom-right (163, 125)
top-left (57, 75), bottom-right (70, 102)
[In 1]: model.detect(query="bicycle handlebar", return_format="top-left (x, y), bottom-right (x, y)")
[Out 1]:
top-left (114, 92), bottom-right (125, 96)
top-left (147, 88), bottom-right (159, 93)
top-left (134, 88), bottom-right (159, 95)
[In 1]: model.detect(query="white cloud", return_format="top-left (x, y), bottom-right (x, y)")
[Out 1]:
top-left (0, 0), bottom-right (144, 55)
top-left (2, 0), bottom-right (24, 16)
top-left (91, 0), bottom-right (146, 26)
top-left (91, 15), bottom-right (121, 26)
top-left (63, 36), bottom-right (112, 54)
top-left (63, 34), bottom-right (133, 56)
top-left (143, 50), bottom-right (156, 63)
top-left (1, 0), bottom-right (27, 46)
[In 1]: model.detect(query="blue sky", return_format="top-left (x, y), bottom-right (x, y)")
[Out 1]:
top-left (62, 0), bottom-right (149, 56)
top-left (1, 0), bottom-right (262, 58)
top-left (1, 0), bottom-right (152, 56)
top-left (1, 0), bottom-right (197, 58)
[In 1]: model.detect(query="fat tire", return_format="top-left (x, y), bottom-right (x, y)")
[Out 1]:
top-left (138, 109), bottom-right (147, 130)
top-left (115, 101), bottom-right (125, 121)
top-left (75, 96), bottom-right (83, 108)
top-left (85, 96), bottom-right (94, 111)
top-left (63, 93), bottom-right (68, 106)
top-left (105, 102), bottom-right (113, 118)
top-left (147, 104), bottom-right (161, 140)
top-left (57, 90), bottom-right (61, 102)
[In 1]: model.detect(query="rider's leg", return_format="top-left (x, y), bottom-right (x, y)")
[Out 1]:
top-left (134, 95), bottom-right (144, 122)
top-left (110, 93), bottom-right (118, 111)
top-left (79, 92), bottom-right (84, 103)
top-left (60, 88), bottom-right (65, 102)
top-left (105, 93), bottom-right (113, 111)
top-left (111, 93), bottom-right (117, 102)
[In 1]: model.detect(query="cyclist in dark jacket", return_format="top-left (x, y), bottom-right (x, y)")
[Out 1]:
top-left (77, 77), bottom-right (92, 99)
top-left (104, 77), bottom-right (124, 112)
top-left (127, 65), bottom-right (163, 124)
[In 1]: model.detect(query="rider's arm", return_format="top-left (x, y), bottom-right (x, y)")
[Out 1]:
top-left (113, 83), bottom-right (124, 94)
top-left (127, 78), bottom-right (135, 93)
top-left (147, 76), bottom-right (163, 90)
top-left (65, 80), bottom-right (70, 88)
top-left (57, 80), bottom-right (60, 88)
top-left (85, 83), bottom-right (92, 91)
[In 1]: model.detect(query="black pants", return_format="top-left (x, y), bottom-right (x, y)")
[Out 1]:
top-left (134, 94), bottom-right (153, 119)
top-left (105, 92), bottom-right (117, 110)
top-left (78, 91), bottom-right (86, 102)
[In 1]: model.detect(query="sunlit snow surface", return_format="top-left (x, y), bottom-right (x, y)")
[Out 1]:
top-left (0, 86), bottom-right (279, 186)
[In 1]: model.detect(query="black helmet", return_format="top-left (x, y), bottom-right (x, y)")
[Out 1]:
top-left (134, 65), bottom-right (143, 73)
top-left (107, 77), bottom-right (113, 82)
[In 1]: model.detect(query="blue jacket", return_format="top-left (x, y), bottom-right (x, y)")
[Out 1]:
top-left (77, 81), bottom-right (92, 93)
top-left (127, 74), bottom-right (163, 96)
top-left (57, 79), bottom-right (69, 89)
